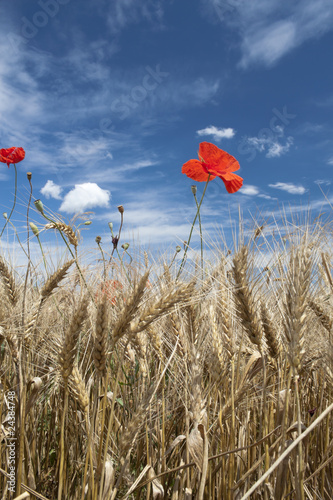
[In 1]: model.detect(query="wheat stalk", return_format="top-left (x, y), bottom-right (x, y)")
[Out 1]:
top-left (93, 294), bottom-right (108, 377)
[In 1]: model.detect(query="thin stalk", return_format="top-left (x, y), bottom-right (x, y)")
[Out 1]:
top-left (294, 371), bottom-right (305, 500)
top-left (108, 221), bottom-right (131, 285)
top-left (35, 233), bottom-right (48, 276)
top-left (121, 249), bottom-right (133, 265)
top-left (22, 174), bottom-right (33, 327)
top-left (168, 248), bottom-right (180, 270)
top-left (97, 241), bottom-right (106, 280)
top-left (228, 356), bottom-right (235, 500)
top-left (108, 210), bottom-right (124, 264)
top-left (58, 385), bottom-right (68, 500)
top-left (240, 403), bottom-right (333, 500)
top-left (0, 163), bottom-right (17, 238)
top-left (177, 176), bottom-right (210, 279)
top-left (193, 190), bottom-right (204, 280)
top-left (261, 351), bottom-right (270, 492)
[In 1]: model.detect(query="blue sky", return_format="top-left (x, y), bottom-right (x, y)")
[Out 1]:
top-left (1, 0), bottom-right (333, 259)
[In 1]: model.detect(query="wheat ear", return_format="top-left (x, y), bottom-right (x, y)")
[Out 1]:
top-left (59, 296), bottom-right (89, 382)
top-left (309, 298), bottom-right (332, 333)
top-left (284, 248), bottom-right (311, 370)
top-left (44, 221), bottom-right (78, 247)
top-left (129, 281), bottom-right (195, 335)
top-left (40, 259), bottom-right (75, 299)
top-left (70, 364), bottom-right (89, 416)
top-left (232, 246), bottom-right (262, 348)
top-left (0, 257), bottom-right (18, 305)
top-left (111, 271), bottom-right (149, 347)
top-left (261, 302), bottom-right (281, 359)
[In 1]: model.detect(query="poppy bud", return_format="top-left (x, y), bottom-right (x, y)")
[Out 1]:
top-left (176, 245), bottom-right (181, 253)
top-left (29, 222), bottom-right (39, 236)
top-left (95, 236), bottom-right (102, 244)
top-left (34, 199), bottom-right (44, 214)
top-left (117, 205), bottom-right (124, 214)
top-left (121, 242), bottom-right (129, 251)
top-left (84, 221), bottom-right (92, 225)
top-left (191, 185), bottom-right (197, 195)
top-left (27, 172), bottom-right (32, 181)
top-left (108, 222), bottom-right (113, 231)
top-left (3, 212), bottom-right (8, 220)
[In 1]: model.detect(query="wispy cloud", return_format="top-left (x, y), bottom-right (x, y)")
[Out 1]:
top-left (258, 194), bottom-right (276, 200)
top-left (315, 179), bottom-right (331, 186)
top-left (246, 135), bottom-right (293, 158)
top-left (40, 180), bottom-right (63, 200)
top-left (56, 132), bottom-right (114, 167)
top-left (196, 126), bottom-right (235, 141)
top-left (327, 157), bottom-right (333, 165)
top-left (105, 0), bottom-right (165, 34)
top-left (269, 182), bottom-right (307, 195)
top-left (59, 183), bottom-right (111, 213)
top-left (207, 0), bottom-right (333, 68)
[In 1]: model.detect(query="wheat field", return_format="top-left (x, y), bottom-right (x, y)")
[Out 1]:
top-left (1, 211), bottom-right (333, 499)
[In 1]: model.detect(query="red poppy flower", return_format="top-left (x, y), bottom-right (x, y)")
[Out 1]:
top-left (0, 147), bottom-right (25, 167)
top-left (182, 142), bottom-right (243, 193)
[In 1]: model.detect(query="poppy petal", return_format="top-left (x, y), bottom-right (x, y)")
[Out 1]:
top-left (199, 142), bottom-right (240, 173)
top-left (0, 147), bottom-right (25, 166)
top-left (182, 159), bottom-right (216, 182)
top-left (219, 172), bottom-right (243, 193)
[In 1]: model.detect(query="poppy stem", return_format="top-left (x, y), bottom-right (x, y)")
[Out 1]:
top-left (177, 175), bottom-right (210, 279)
top-left (192, 190), bottom-right (204, 280)
top-left (0, 163), bottom-right (17, 239)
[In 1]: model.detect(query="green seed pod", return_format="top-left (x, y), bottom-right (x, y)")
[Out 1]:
top-left (34, 199), bottom-right (44, 214)
top-left (29, 222), bottom-right (39, 236)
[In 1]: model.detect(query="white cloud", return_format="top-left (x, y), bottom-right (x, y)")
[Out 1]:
top-left (196, 126), bottom-right (235, 141)
top-left (240, 185), bottom-right (259, 196)
top-left (327, 157), bottom-right (333, 165)
top-left (40, 180), bottom-right (63, 200)
top-left (266, 138), bottom-right (294, 157)
top-left (269, 182), bottom-right (307, 195)
top-left (59, 183), bottom-right (111, 213)
top-left (207, 0), bottom-right (333, 68)
top-left (246, 135), bottom-right (293, 158)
